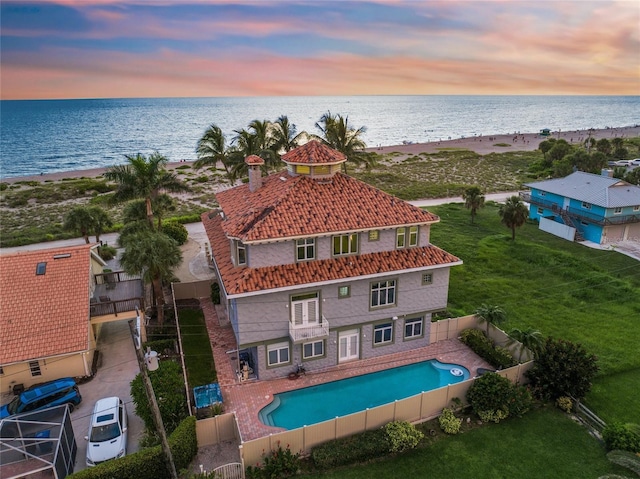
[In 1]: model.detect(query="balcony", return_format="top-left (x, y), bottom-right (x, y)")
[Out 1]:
top-left (90, 271), bottom-right (145, 323)
top-left (289, 316), bottom-right (330, 344)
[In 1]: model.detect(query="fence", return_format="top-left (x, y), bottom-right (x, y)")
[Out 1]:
top-left (195, 412), bottom-right (242, 447)
top-left (173, 280), bottom-right (213, 300)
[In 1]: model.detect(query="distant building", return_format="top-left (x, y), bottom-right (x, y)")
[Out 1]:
top-left (522, 171), bottom-right (640, 244)
top-left (202, 141), bottom-right (462, 381)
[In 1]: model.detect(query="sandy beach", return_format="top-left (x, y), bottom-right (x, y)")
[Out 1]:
top-left (3, 125), bottom-right (638, 185)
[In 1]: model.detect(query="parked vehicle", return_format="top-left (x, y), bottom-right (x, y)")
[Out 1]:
top-left (0, 378), bottom-right (82, 419)
top-left (630, 158), bottom-right (640, 166)
top-left (85, 397), bottom-right (128, 467)
top-left (613, 160), bottom-right (631, 167)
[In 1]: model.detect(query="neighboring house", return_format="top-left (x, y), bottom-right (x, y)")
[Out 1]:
top-left (202, 141), bottom-right (462, 381)
top-left (522, 171), bottom-right (640, 244)
top-left (0, 244), bottom-right (144, 391)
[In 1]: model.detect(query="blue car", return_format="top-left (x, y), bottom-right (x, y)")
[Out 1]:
top-left (0, 377), bottom-right (82, 419)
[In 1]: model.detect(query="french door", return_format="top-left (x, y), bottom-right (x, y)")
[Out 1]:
top-left (291, 294), bottom-right (318, 326)
top-left (339, 329), bottom-right (359, 362)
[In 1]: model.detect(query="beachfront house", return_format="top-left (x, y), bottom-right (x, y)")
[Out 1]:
top-left (201, 141), bottom-right (462, 381)
top-left (521, 171), bottom-right (640, 244)
top-left (0, 244), bottom-right (144, 391)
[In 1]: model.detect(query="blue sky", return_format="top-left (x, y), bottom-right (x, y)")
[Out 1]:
top-left (1, 0), bottom-right (638, 99)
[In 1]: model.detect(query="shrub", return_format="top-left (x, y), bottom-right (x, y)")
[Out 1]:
top-left (526, 337), bottom-right (599, 401)
top-left (98, 244), bottom-right (117, 261)
top-left (459, 328), bottom-right (516, 369)
top-left (384, 420), bottom-right (424, 452)
top-left (162, 221), bottom-right (188, 245)
top-left (311, 429), bottom-right (389, 469)
top-left (439, 408), bottom-right (462, 434)
top-left (556, 396), bottom-right (573, 413)
top-left (478, 409), bottom-right (509, 423)
top-left (210, 282), bottom-right (221, 304)
top-left (602, 423), bottom-right (640, 453)
top-left (130, 360), bottom-right (188, 435)
top-left (246, 443), bottom-right (301, 478)
top-left (466, 372), bottom-right (531, 422)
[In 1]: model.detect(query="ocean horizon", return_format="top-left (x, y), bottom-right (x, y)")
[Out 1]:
top-left (1, 95), bottom-right (639, 179)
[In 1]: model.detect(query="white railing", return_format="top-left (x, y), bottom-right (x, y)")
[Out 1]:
top-left (289, 316), bottom-right (329, 343)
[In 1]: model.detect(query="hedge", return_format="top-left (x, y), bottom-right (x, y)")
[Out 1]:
top-left (459, 328), bottom-right (516, 369)
top-left (68, 416), bottom-right (197, 479)
top-left (311, 429), bottom-right (389, 469)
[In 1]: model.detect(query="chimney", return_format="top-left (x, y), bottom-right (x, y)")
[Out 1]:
top-left (245, 155), bottom-right (265, 192)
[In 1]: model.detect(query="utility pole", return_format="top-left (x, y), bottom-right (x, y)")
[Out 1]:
top-left (128, 319), bottom-right (178, 479)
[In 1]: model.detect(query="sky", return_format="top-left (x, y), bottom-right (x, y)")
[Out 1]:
top-left (1, 0), bottom-right (639, 100)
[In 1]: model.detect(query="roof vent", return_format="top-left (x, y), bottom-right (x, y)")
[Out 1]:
top-left (53, 253), bottom-right (71, 259)
top-left (36, 262), bottom-right (47, 275)
top-left (280, 177), bottom-right (287, 181)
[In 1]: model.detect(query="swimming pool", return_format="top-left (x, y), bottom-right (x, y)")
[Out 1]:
top-left (259, 359), bottom-right (469, 430)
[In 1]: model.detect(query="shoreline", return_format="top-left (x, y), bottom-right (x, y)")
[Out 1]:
top-left (3, 125), bottom-right (638, 185)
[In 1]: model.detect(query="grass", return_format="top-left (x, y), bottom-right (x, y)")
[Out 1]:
top-left (178, 308), bottom-right (216, 387)
top-left (297, 407), bottom-right (627, 478)
top-left (429, 203), bottom-right (640, 376)
top-left (585, 368), bottom-right (640, 424)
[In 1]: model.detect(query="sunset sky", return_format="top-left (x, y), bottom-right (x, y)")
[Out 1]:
top-left (1, 0), bottom-right (638, 100)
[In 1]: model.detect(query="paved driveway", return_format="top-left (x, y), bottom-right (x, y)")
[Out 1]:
top-left (71, 320), bottom-right (144, 473)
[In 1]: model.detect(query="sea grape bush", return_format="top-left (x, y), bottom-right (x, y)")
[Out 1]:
top-left (245, 443), bottom-right (301, 479)
top-left (439, 408), bottom-right (462, 434)
top-left (466, 372), bottom-right (532, 423)
top-left (384, 420), bottom-right (424, 452)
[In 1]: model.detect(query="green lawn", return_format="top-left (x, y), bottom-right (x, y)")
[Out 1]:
top-left (585, 368), bottom-right (640, 424)
top-left (429, 203), bottom-right (640, 376)
top-left (298, 407), bottom-right (627, 479)
top-left (178, 308), bottom-right (216, 387)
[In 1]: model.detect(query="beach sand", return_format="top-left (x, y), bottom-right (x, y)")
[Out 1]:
top-left (3, 125), bottom-right (638, 185)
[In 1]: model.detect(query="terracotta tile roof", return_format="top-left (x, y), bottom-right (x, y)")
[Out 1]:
top-left (281, 140), bottom-right (346, 164)
top-left (245, 155), bottom-right (265, 165)
top-left (215, 171), bottom-right (439, 242)
top-left (0, 244), bottom-right (93, 365)
top-left (202, 213), bottom-right (460, 297)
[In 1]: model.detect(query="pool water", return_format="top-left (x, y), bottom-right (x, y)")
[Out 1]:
top-left (259, 359), bottom-right (469, 430)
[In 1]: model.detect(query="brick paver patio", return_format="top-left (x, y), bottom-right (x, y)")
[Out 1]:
top-left (201, 298), bottom-right (492, 441)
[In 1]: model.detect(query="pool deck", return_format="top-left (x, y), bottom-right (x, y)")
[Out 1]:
top-left (201, 298), bottom-right (493, 442)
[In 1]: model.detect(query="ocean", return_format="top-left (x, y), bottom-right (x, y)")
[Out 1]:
top-left (1, 95), bottom-right (639, 179)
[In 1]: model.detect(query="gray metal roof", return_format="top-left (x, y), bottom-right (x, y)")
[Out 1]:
top-left (524, 171), bottom-right (640, 208)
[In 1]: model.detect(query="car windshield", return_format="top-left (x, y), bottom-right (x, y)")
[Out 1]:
top-left (6, 396), bottom-right (22, 415)
top-left (90, 422), bottom-right (120, 442)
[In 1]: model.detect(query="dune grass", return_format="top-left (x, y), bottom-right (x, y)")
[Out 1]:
top-left (297, 407), bottom-right (627, 479)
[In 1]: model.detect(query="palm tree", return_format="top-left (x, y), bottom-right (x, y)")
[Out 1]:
top-left (194, 124), bottom-right (232, 176)
top-left (64, 206), bottom-right (95, 244)
top-left (104, 152), bottom-right (190, 229)
top-left (508, 327), bottom-right (543, 362)
top-left (314, 112), bottom-right (370, 173)
top-left (119, 230), bottom-right (183, 326)
top-left (498, 196), bottom-right (528, 240)
top-left (271, 115), bottom-right (305, 155)
top-left (474, 304), bottom-right (507, 336)
top-left (87, 206), bottom-right (113, 244)
top-left (462, 186), bottom-right (485, 224)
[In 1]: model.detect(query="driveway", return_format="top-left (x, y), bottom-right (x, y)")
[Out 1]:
top-left (72, 320), bottom-right (144, 473)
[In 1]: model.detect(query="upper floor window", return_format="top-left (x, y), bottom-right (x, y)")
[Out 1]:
top-left (296, 238), bottom-right (316, 261)
top-left (613, 207), bottom-right (623, 215)
top-left (582, 202), bottom-right (592, 210)
top-left (236, 241), bottom-right (246, 266)
top-left (371, 279), bottom-right (396, 308)
top-left (396, 226), bottom-right (418, 248)
top-left (333, 233), bottom-right (358, 256)
top-left (422, 273), bottom-right (433, 285)
top-left (540, 191), bottom-right (546, 196)
top-left (634, 205), bottom-right (640, 212)
top-left (338, 285), bottom-right (351, 299)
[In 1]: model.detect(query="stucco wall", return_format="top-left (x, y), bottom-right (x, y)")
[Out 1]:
top-left (1, 351), bottom-right (93, 391)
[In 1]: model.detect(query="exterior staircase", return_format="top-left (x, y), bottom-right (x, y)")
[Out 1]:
top-left (558, 208), bottom-right (584, 241)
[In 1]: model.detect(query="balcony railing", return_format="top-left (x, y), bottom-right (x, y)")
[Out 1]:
top-left (521, 191), bottom-right (640, 226)
top-left (289, 316), bottom-right (330, 344)
top-left (90, 297), bottom-right (144, 318)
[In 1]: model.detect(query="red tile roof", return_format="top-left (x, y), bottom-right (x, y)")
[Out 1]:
top-left (202, 213), bottom-right (460, 296)
top-left (215, 171), bottom-right (439, 242)
top-left (0, 244), bottom-right (93, 365)
top-left (245, 155), bottom-right (265, 165)
top-left (281, 140), bottom-right (346, 164)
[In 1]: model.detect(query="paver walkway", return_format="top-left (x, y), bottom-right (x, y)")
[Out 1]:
top-left (201, 298), bottom-right (492, 441)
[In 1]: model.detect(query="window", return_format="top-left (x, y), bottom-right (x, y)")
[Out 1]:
top-left (236, 241), bottom-right (246, 266)
top-left (396, 228), bottom-right (406, 248)
top-left (314, 165), bottom-right (330, 175)
top-left (613, 207), bottom-right (622, 215)
top-left (29, 361), bottom-right (42, 377)
top-left (582, 202), bottom-right (592, 210)
top-left (333, 233), bottom-right (358, 256)
top-left (267, 342), bottom-right (290, 367)
top-left (408, 226), bottom-right (419, 246)
top-left (36, 262), bottom-right (47, 275)
top-left (422, 273), bottom-right (433, 285)
top-left (0, 366), bottom-right (4, 376)
top-left (303, 340), bottom-right (324, 359)
top-left (540, 191), bottom-right (546, 197)
top-left (291, 293), bottom-right (319, 326)
top-left (296, 165), bottom-right (310, 174)
top-left (581, 221), bottom-right (589, 226)
top-left (371, 279), bottom-right (396, 308)
top-left (537, 207), bottom-right (544, 215)
top-left (404, 318), bottom-right (423, 339)
top-left (368, 230), bottom-right (379, 241)
top-left (634, 205), bottom-right (640, 212)
top-left (338, 285), bottom-right (351, 298)
top-left (374, 322), bottom-right (393, 345)
top-left (296, 238), bottom-right (316, 261)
